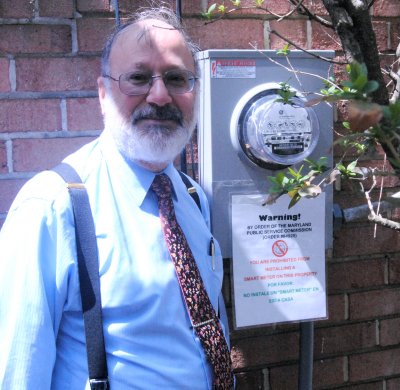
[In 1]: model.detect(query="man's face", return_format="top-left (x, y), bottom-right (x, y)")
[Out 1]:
top-left (98, 20), bottom-right (197, 170)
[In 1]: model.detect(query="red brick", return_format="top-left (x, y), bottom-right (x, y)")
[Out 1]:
top-left (380, 317), bottom-right (400, 346)
top-left (301, 0), bottom-right (329, 16)
top-left (388, 257), bottom-right (400, 284)
top-left (186, 18), bottom-right (265, 50)
top-left (373, 21), bottom-right (389, 52)
top-left (269, 364), bottom-right (298, 389)
top-left (373, 0), bottom-right (400, 17)
top-left (333, 192), bottom-right (369, 212)
top-left (67, 98), bottom-right (103, 131)
top-left (314, 357), bottom-right (346, 388)
top-left (0, 141), bottom-right (7, 173)
top-left (77, 18), bottom-right (115, 53)
top-left (0, 25), bottom-right (71, 55)
top-left (349, 288), bottom-right (400, 320)
top-left (325, 293), bottom-right (346, 323)
top-left (262, 0), bottom-right (292, 14)
top-left (234, 370), bottom-right (263, 390)
top-left (269, 20), bottom-right (308, 50)
top-left (333, 223), bottom-right (400, 258)
top-left (391, 20), bottom-right (400, 51)
top-left (270, 358), bottom-right (344, 389)
top-left (339, 382), bottom-right (384, 390)
top-left (12, 137), bottom-right (95, 172)
top-left (327, 259), bottom-right (385, 292)
top-left (356, 159), bottom-right (400, 188)
top-left (0, 58), bottom-right (10, 92)
top-left (0, 0), bottom-right (35, 18)
top-left (387, 377), bottom-right (400, 390)
top-left (39, 0), bottom-right (74, 18)
top-left (314, 322), bottom-right (376, 358)
top-left (311, 22), bottom-right (341, 51)
top-left (231, 331), bottom-right (299, 369)
top-left (77, 0), bottom-right (110, 12)
top-left (182, 0), bottom-right (204, 14)
top-left (349, 348), bottom-right (400, 381)
top-left (116, 0), bottom-right (151, 13)
top-left (0, 179), bottom-right (27, 213)
top-left (16, 57), bottom-right (100, 92)
top-left (0, 99), bottom-right (61, 132)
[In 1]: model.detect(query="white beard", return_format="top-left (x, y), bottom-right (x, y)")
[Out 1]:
top-left (102, 94), bottom-right (197, 166)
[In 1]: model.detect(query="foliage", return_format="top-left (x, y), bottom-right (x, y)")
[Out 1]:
top-left (266, 63), bottom-right (396, 207)
top-left (201, 0), bottom-right (400, 222)
top-left (275, 82), bottom-right (297, 104)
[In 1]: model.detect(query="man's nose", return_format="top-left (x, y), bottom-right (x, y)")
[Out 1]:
top-left (146, 77), bottom-right (173, 106)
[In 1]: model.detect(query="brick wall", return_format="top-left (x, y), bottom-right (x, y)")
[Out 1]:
top-left (1, 1), bottom-right (400, 389)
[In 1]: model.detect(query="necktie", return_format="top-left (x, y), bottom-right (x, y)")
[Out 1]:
top-left (151, 174), bottom-right (234, 389)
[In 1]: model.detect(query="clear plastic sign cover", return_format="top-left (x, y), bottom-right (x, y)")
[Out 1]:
top-left (238, 92), bottom-right (320, 167)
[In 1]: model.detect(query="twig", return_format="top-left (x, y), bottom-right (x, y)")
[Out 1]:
top-left (364, 169), bottom-right (400, 231)
top-left (288, 0), bottom-right (333, 28)
top-left (368, 213), bottom-right (400, 230)
top-left (249, 41), bottom-right (342, 91)
top-left (268, 0), bottom-right (305, 21)
top-left (267, 29), bottom-right (346, 65)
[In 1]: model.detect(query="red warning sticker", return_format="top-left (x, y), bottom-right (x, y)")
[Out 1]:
top-left (272, 240), bottom-right (288, 257)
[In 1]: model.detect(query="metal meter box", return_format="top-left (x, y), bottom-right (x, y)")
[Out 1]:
top-left (196, 50), bottom-right (334, 258)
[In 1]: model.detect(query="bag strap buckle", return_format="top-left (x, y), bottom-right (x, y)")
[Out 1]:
top-left (89, 378), bottom-right (110, 390)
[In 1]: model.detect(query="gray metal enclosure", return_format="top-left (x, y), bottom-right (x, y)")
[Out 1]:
top-left (196, 50), bottom-right (334, 258)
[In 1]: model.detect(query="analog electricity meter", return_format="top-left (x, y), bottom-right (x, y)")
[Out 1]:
top-left (231, 83), bottom-right (320, 169)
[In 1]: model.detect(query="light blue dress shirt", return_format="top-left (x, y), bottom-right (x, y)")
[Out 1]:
top-left (0, 130), bottom-right (228, 389)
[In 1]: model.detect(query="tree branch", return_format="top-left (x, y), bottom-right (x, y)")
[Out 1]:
top-left (288, 0), bottom-right (333, 28)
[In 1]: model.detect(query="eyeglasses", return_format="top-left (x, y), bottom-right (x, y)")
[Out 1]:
top-left (102, 69), bottom-right (198, 96)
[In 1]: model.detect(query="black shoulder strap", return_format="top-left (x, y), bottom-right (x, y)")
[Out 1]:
top-left (178, 171), bottom-right (201, 212)
top-left (52, 163), bottom-right (109, 390)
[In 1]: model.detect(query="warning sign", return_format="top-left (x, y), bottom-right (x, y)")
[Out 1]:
top-left (211, 59), bottom-right (256, 78)
top-left (231, 193), bottom-right (327, 328)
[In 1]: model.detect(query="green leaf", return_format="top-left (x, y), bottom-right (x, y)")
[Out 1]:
top-left (276, 43), bottom-right (291, 56)
top-left (363, 80), bottom-right (379, 94)
top-left (288, 191), bottom-right (302, 209)
top-left (208, 3), bottom-right (217, 13)
top-left (352, 74), bottom-right (368, 91)
top-left (347, 160), bottom-right (358, 171)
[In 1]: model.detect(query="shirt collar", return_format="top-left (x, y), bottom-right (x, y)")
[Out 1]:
top-left (99, 130), bottom-right (178, 207)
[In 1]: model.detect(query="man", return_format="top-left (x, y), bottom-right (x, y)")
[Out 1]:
top-left (0, 7), bottom-right (233, 389)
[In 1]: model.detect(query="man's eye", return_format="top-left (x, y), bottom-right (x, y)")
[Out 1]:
top-left (166, 73), bottom-right (187, 86)
top-left (126, 73), bottom-right (150, 85)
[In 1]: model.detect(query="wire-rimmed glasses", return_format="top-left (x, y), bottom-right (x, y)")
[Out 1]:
top-left (103, 69), bottom-right (198, 96)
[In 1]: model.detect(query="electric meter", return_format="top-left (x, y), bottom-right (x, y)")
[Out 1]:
top-left (231, 83), bottom-right (320, 170)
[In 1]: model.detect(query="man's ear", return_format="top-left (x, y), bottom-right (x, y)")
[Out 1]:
top-left (97, 76), bottom-right (107, 115)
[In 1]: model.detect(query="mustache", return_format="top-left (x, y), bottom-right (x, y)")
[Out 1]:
top-left (131, 104), bottom-right (183, 126)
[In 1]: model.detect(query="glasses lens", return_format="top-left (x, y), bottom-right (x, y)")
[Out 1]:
top-left (164, 70), bottom-right (195, 94)
top-left (120, 72), bottom-right (151, 95)
top-left (118, 70), bottom-right (196, 96)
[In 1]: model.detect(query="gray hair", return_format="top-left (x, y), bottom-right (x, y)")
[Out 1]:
top-left (101, 6), bottom-right (200, 77)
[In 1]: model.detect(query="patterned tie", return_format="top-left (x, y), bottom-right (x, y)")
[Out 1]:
top-left (151, 174), bottom-right (234, 389)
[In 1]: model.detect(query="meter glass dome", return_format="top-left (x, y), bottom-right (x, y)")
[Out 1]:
top-left (237, 90), bottom-right (320, 169)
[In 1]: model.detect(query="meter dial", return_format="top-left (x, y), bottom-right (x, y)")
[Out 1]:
top-left (231, 84), bottom-right (320, 170)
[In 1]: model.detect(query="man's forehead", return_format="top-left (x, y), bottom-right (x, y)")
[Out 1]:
top-left (114, 19), bottom-right (183, 48)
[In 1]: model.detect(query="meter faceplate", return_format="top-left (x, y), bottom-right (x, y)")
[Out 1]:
top-left (233, 87), bottom-right (320, 169)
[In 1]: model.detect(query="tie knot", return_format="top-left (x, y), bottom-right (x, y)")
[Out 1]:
top-left (151, 173), bottom-right (173, 199)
